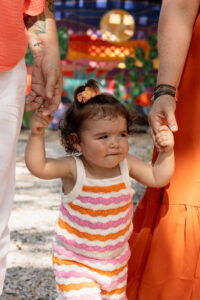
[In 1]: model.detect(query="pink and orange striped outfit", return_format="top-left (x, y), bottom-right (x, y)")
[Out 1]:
top-left (53, 156), bottom-right (135, 300)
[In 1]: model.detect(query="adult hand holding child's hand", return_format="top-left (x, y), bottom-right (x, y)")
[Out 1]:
top-left (148, 95), bottom-right (178, 140)
top-left (155, 125), bottom-right (174, 153)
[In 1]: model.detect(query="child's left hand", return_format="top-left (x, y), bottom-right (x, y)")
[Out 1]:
top-left (155, 125), bottom-right (174, 152)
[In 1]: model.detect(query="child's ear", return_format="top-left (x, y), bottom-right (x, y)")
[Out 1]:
top-left (69, 133), bottom-right (81, 152)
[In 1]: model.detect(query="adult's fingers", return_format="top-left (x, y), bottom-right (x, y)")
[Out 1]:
top-left (45, 71), bottom-right (59, 100)
top-left (25, 96), bottom-right (43, 112)
top-left (148, 95), bottom-right (178, 134)
top-left (165, 110), bottom-right (178, 132)
top-left (42, 92), bottom-right (61, 116)
top-left (26, 90), bottom-right (37, 104)
top-left (148, 112), bottom-right (162, 135)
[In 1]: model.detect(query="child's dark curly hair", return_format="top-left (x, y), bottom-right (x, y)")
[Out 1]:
top-left (59, 79), bottom-right (136, 153)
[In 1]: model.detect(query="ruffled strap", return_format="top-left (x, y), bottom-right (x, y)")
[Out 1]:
top-left (119, 158), bottom-right (134, 194)
top-left (61, 156), bottom-right (85, 203)
top-left (73, 156), bottom-right (86, 183)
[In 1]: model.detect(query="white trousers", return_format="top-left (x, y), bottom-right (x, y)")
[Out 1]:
top-left (0, 59), bottom-right (26, 294)
top-left (56, 295), bottom-right (65, 300)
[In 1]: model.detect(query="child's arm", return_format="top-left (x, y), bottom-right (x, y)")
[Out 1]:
top-left (25, 112), bottom-right (74, 180)
top-left (127, 125), bottom-right (174, 188)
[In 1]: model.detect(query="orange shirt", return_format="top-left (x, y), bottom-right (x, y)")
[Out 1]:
top-left (0, 0), bottom-right (45, 72)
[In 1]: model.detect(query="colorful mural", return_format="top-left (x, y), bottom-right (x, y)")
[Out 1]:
top-left (24, 1), bottom-right (161, 128)
top-left (55, 0), bottom-right (160, 72)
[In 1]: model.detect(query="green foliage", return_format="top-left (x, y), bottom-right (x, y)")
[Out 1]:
top-left (115, 74), bottom-right (126, 86)
top-left (135, 48), bottom-right (145, 62)
top-left (143, 60), bottom-right (153, 73)
top-left (58, 27), bottom-right (69, 60)
top-left (143, 73), bottom-right (157, 88)
top-left (125, 57), bottom-right (135, 69)
top-left (148, 33), bottom-right (157, 48)
top-left (130, 84), bottom-right (143, 98)
top-left (114, 33), bottom-right (158, 113)
top-left (129, 69), bottom-right (140, 82)
top-left (148, 48), bottom-right (158, 60)
top-left (25, 46), bottom-right (34, 66)
top-left (22, 110), bottom-right (34, 129)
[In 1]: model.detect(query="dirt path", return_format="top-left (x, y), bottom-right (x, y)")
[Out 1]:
top-left (1, 129), bottom-right (153, 300)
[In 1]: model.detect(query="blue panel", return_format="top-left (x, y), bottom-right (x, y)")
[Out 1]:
top-left (79, 0), bottom-right (84, 8)
top-left (96, 0), bottom-right (107, 8)
top-left (54, 0), bottom-right (161, 27)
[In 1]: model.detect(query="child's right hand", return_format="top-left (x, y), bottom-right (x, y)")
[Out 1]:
top-left (30, 111), bottom-right (54, 135)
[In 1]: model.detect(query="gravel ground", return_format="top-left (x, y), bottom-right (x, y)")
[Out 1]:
top-left (1, 129), bottom-right (153, 300)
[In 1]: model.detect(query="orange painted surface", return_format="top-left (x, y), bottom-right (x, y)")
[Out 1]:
top-left (67, 35), bottom-right (150, 62)
top-left (135, 93), bottom-right (153, 106)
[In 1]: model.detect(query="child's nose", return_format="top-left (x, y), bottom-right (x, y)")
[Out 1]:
top-left (110, 137), bottom-right (120, 148)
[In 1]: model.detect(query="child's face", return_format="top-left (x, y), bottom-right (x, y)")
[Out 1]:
top-left (76, 115), bottom-right (129, 169)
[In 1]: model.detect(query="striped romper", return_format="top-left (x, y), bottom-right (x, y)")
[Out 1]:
top-left (53, 156), bottom-right (135, 300)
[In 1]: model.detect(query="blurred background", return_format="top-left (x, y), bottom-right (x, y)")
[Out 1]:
top-left (24, 0), bottom-right (162, 130)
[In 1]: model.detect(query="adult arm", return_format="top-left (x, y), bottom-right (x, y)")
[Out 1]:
top-left (25, 0), bottom-right (62, 116)
top-left (149, 0), bottom-right (199, 136)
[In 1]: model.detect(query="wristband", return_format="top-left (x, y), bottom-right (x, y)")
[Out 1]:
top-left (151, 84), bottom-right (178, 103)
top-left (154, 84), bottom-right (176, 92)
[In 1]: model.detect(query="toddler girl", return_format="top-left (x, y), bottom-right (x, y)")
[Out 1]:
top-left (25, 79), bottom-right (174, 300)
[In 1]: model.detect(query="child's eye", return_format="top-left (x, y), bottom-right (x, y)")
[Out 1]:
top-left (120, 133), bottom-right (127, 137)
top-left (98, 135), bottom-right (108, 139)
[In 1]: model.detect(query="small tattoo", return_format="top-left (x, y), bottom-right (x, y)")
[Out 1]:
top-left (34, 42), bottom-right (42, 47)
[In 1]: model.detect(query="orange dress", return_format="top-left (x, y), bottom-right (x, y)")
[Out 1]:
top-left (127, 12), bottom-right (200, 300)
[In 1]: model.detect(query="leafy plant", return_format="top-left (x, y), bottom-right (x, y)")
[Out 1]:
top-left (114, 33), bottom-right (158, 113)
top-left (25, 46), bottom-right (34, 65)
top-left (22, 110), bottom-right (35, 129)
top-left (58, 27), bottom-right (69, 60)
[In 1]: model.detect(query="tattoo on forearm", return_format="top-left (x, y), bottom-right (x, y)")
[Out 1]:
top-left (47, 0), bottom-right (55, 13)
top-left (24, 13), bottom-right (46, 34)
top-left (34, 42), bottom-right (42, 47)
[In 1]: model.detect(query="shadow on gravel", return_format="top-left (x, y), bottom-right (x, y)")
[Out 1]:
top-left (2, 267), bottom-right (57, 300)
top-left (10, 230), bottom-right (54, 246)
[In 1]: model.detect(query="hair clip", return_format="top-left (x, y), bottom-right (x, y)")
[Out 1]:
top-left (77, 87), bottom-right (102, 103)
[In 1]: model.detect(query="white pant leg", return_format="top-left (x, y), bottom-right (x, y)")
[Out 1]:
top-left (0, 59), bottom-right (26, 294)
top-left (56, 295), bottom-right (65, 300)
